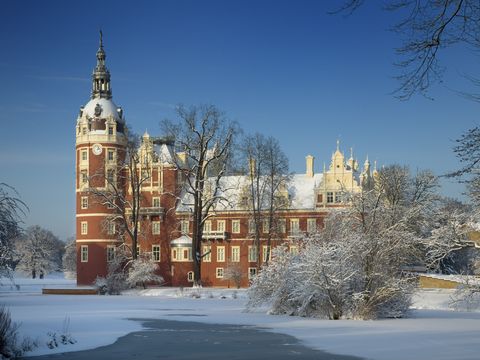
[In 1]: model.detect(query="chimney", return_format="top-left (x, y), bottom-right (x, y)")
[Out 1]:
top-left (249, 157), bottom-right (256, 178)
top-left (306, 155), bottom-right (314, 177)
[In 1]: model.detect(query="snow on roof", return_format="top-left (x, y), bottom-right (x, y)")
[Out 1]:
top-left (177, 173), bottom-right (323, 213)
top-left (82, 97), bottom-right (124, 123)
top-left (170, 235), bottom-right (192, 246)
top-left (156, 143), bottom-right (174, 165)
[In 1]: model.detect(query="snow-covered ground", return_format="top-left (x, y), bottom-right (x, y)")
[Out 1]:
top-left (2, 274), bottom-right (480, 360)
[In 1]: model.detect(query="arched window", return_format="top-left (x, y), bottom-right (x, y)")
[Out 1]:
top-left (187, 271), bottom-right (194, 282)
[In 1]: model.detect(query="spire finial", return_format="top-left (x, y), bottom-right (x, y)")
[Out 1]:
top-left (336, 139), bottom-right (340, 152)
top-left (350, 147), bottom-right (353, 159)
top-left (99, 29), bottom-right (103, 48)
top-left (374, 160), bottom-right (377, 171)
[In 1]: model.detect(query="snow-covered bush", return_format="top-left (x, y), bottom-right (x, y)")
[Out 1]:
top-left (126, 257), bottom-right (163, 289)
top-left (0, 306), bottom-right (36, 359)
top-left (62, 238), bottom-right (76, 279)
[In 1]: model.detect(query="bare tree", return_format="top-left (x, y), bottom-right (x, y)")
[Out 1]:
top-left (335, 1), bottom-right (480, 100)
top-left (15, 226), bottom-right (64, 278)
top-left (0, 184), bottom-right (27, 280)
top-left (242, 133), bottom-right (289, 266)
top-left (63, 237), bottom-right (76, 279)
top-left (162, 104), bottom-right (237, 286)
top-left (88, 131), bottom-right (150, 260)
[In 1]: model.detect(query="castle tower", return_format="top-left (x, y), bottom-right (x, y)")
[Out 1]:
top-left (75, 33), bottom-right (127, 285)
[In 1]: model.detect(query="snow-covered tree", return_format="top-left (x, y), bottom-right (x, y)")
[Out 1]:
top-left (62, 237), bottom-right (76, 279)
top-left (15, 226), bottom-right (64, 278)
top-left (126, 257), bottom-right (163, 289)
top-left (224, 262), bottom-right (244, 289)
top-left (0, 184), bottom-right (27, 281)
top-left (248, 165), bottom-right (437, 320)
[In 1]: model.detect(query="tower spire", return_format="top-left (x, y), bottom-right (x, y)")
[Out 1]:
top-left (91, 30), bottom-right (112, 99)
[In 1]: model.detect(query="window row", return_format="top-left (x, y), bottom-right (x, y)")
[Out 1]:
top-left (180, 218), bottom-right (318, 235)
top-left (81, 244), bottom-right (161, 263)
top-left (79, 220), bottom-right (162, 236)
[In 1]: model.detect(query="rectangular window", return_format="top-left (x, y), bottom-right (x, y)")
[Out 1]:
top-left (152, 197), bottom-right (160, 208)
top-left (262, 219), bottom-right (270, 234)
top-left (231, 246), bottom-right (240, 262)
top-left (172, 247), bottom-right (193, 261)
top-left (217, 246), bottom-right (225, 262)
top-left (203, 220), bottom-right (212, 233)
top-left (152, 245), bottom-right (160, 262)
top-left (262, 245), bottom-right (271, 262)
top-left (232, 220), bottom-right (240, 234)
top-left (107, 245), bottom-right (115, 262)
top-left (317, 194), bottom-right (323, 203)
top-left (217, 220), bottom-right (226, 232)
top-left (152, 221), bottom-right (161, 235)
top-left (107, 222), bottom-right (115, 235)
top-left (290, 245), bottom-right (299, 255)
top-left (290, 219), bottom-right (300, 234)
top-left (248, 267), bottom-right (257, 279)
top-left (278, 219), bottom-right (286, 234)
top-left (248, 219), bottom-right (256, 234)
top-left (216, 267), bottom-right (224, 279)
top-left (202, 245), bottom-right (211, 262)
top-left (81, 221), bottom-right (88, 235)
top-left (107, 149), bottom-right (114, 162)
top-left (307, 218), bottom-right (316, 233)
top-left (181, 220), bottom-right (189, 235)
top-left (81, 245), bottom-right (88, 262)
top-left (81, 170), bottom-right (88, 184)
top-left (108, 126), bottom-right (114, 135)
top-left (327, 192), bottom-right (334, 203)
top-left (248, 246), bottom-right (258, 262)
top-left (81, 150), bottom-right (87, 162)
top-left (82, 127), bottom-right (87, 135)
top-left (335, 192), bottom-right (342, 203)
top-left (187, 271), bottom-right (194, 282)
top-left (81, 196), bottom-right (88, 209)
top-left (107, 169), bottom-right (115, 185)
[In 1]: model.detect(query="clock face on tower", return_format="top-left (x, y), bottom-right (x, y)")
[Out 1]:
top-left (92, 144), bottom-right (103, 155)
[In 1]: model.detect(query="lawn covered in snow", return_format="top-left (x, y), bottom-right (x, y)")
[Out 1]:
top-left (2, 273), bottom-right (480, 360)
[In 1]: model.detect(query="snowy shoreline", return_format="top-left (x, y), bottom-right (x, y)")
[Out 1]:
top-left (2, 274), bottom-right (480, 360)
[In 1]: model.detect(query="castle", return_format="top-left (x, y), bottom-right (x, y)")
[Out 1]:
top-left (75, 37), bottom-right (375, 287)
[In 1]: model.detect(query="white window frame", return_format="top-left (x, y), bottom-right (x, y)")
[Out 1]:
top-left (81, 196), bottom-right (88, 209)
top-left (107, 149), bottom-right (115, 163)
top-left (187, 271), bottom-right (194, 282)
top-left (81, 245), bottom-right (88, 262)
top-left (107, 221), bottom-right (115, 235)
top-left (81, 221), bottom-right (88, 235)
top-left (217, 246), bottom-right (225, 262)
top-left (307, 218), bottom-right (316, 233)
top-left (107, 245), bottom-right (115, 262)
top-left (327, 192), bottom-right (334, 203)
top-left (152, 245), bottom-right (160, 262)
top-left (263, 218), bottom-right (270, 233)
top-left (216, 267), bottom-right (224, 279)
top-left (248, 245), bottom-right (258, 262)
top-left (217, 220), bottom-right (226, 232)
top-left (231, 246), bottom-right (240, 262)
top-left (181, 220), bottom-right (189, 235)
top-left (202, 245), bottom-right (211, 262)
top-left (81, 150), bottom-right (88, 162)
top-left (262, 245), bottom-right (271, 262)
top-left (232, 220), bottom-right (240, 234)
top-left (152, 197), bottom-right (161, 208)
top-left (203, 220), bottom-right (212, 233)
top-left (278, 219), bottom-right (286, 234)
top-left (152, 221), bottom-right (161, 235)
top-left (290, 245), bottom-right (299, 255)
top-left (248, 267), bottom-right (257, 279)
top-left (248, 219), bottom-right (256, 234)
top-left (290, 218), bottom-right (300, 234)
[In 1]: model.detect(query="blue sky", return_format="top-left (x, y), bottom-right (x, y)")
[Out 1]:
top-left (0, 0), bottom-right (478, 240)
